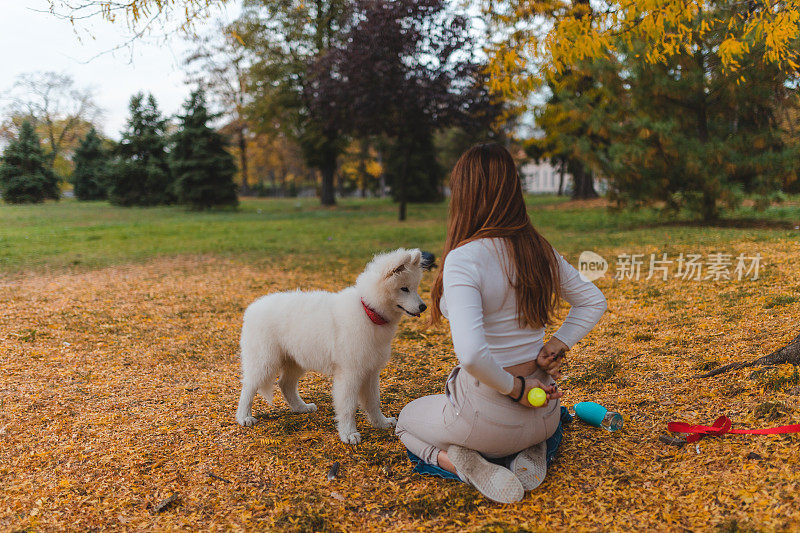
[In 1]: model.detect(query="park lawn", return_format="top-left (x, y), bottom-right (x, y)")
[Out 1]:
top-left (1, 197), bottom-right (800, 531)
top-left (1, 196), bottom-right (799, 273)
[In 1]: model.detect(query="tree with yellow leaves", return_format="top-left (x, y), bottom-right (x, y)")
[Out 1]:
top-left (485, 0), bottom-right (800, 92)
top-left (488, 0), bottom-right (800, 219)
top-left (338, 139), bottom-right (383, 198)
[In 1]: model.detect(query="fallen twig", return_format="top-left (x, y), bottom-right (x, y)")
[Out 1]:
top-left (207, 472), bottom-right (232, 483)
top-left (658, 435), bottom-right (686, 447)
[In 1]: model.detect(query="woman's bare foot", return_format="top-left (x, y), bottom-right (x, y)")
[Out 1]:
top-left (437, 450), bottom-right (457, 474)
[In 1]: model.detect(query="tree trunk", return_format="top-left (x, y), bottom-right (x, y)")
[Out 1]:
top-left (700, 333), bottom-right (800, 378)
top-left (46, 121), bottom-right (59, 169)
top-left (238, 127), bottom-right (249, 196)
top-left (376, 150), bottom-right (387, 198)
top-left (692, 47), bottom-right (719, 222)
top-left (558, 159), bottom-right (566, 196)
top-left (701, 189), bottom-right (718, 222)
top-left (316, 129), bottom-right (339, 206)
top-left (397, 169), bottom-right (407, 220)
top-left (397, 140), bottom-right (409, 221)
top-left (571, 163), bottom-right (598, 200)
top-left (320, 163), bottom-right (336, 206)
top-left (359, 138), bottom-right (368, 198)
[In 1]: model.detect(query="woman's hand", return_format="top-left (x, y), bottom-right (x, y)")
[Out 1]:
top-left (537, 337), bottom-right (569, 380)
top-left (508, 378), bottom-right (563, 408)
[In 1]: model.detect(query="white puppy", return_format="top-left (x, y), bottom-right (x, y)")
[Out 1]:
top-left (235, 248), bottom-right (427, 444)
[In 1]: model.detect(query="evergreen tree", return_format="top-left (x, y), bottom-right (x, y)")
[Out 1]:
top-left (600, 9), bottom-right (797, 220)
top-left (108, 93), bottom-right (174, 206)
top-left (171, 90), bottom-right (238, 209)
top-left (530, 2), bottom-right (799, 220)
top-left (0, 120), bottom-right (60, 203)
top-left (71, 127), bottom-right (111, 200)
top-left (384, 122), bottom-right (442, 210)
top-left (530, 55), bottom-right (620, 200)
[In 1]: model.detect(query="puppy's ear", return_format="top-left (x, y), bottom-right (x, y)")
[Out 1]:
top-left (409, 249), bottom-right (422, 266)
top-left (383, 249), bottom-right (414, 278)
top-left (386, 262), bottom-right (406, 278)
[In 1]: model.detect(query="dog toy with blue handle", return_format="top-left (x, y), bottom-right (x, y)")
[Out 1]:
top-left (572, 401), bottom-right (624, 432)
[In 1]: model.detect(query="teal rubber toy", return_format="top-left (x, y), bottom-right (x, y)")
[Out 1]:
top-left (573, 401), bottom-right (608, 427)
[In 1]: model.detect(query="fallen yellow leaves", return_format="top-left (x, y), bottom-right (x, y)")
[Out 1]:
top-left (0, 244), bottom-right (798, 531)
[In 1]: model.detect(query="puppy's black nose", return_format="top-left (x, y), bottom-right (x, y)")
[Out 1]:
top-left (419, 303), bottom-right (427, 313)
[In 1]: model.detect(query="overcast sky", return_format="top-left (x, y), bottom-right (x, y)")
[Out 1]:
top-left (0, 0), bottom-right (239, 139)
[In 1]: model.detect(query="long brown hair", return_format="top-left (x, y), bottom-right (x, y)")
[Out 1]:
top-left (431, 143), bottom-right (561, 328)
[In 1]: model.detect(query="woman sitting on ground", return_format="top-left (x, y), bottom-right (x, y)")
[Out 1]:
top-left (394, 143), bottom-right (607, 503)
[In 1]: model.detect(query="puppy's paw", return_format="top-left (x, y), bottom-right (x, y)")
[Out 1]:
top-left (372, 416), bottom-right (397, 429)
top-left (340, 431), bottom-right (362, 445)
top-left (237, 414), bottom-right (258, 427)
top-left (292, 402), bottom-right (317, 414)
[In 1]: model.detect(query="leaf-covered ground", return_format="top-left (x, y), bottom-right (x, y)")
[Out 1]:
top-left (2, 204), bottom-right (800, 531)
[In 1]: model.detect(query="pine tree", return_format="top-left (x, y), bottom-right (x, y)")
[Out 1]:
top-left (108, 93), bottom-right (174, 206)
top-left (528, 3), bottom-right (798, 220)
top-left (598, 10), bottom-right (796, 221)
top-left (0, 120), bottom-right (60, 204)
top-left (171, 90), bottom-right (238, 209)
top-left (71, 127), bottom-right (110, 201)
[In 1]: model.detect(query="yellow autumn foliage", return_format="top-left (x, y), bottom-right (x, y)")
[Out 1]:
top-left (485, 0), bottom-right (800, 96)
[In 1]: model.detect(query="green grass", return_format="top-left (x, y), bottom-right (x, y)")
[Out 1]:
top-left (755, 366), bottom-right (800, 392)
top-left (563, 353), bottom-right (621, 386)
top-left (0, 197), bottom-right (445, 273)
top-left (1, 195), bottom-right (798, 273)
top-left (764, 295), bottom-right (800, 309)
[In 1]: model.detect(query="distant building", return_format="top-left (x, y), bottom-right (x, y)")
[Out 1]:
top-left (520, 160), bottom-right (607, 195)
top-left (521, 160), bottom-right (570, 194)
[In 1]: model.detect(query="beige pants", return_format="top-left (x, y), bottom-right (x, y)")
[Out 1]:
top-left (395, 366), bottom-right (561, 466)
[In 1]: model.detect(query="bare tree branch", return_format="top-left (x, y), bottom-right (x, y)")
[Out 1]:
top-left (2, 71), bottom-right (103, 166)
top-left (183, 21), bottom-right (253, 192)
top-left (700, 333), bottom-right (800, 378)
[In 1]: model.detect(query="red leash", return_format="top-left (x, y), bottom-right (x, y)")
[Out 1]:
top-left (668, 416), bottom-right (800, 443)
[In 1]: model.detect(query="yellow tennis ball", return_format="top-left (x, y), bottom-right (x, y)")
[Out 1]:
top-left (527, 387), bottom-right (547, 407)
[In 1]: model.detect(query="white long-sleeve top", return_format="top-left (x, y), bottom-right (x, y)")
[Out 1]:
top-left (440, 238), bottom-right (607, 395)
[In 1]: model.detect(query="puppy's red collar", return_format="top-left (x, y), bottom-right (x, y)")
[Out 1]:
top-left (361, 298), bottom-right (389, 325)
